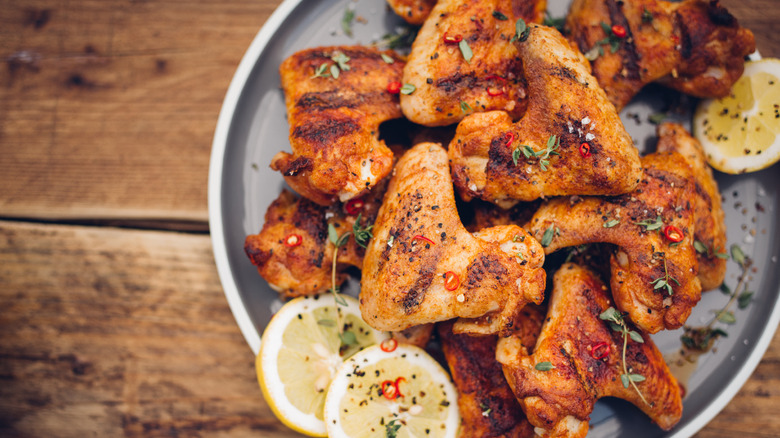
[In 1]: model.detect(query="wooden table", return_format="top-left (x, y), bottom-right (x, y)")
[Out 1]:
top-left (1, 0), bottom-right (778, 436)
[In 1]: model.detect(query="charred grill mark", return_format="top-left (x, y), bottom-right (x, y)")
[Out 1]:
top-left (465, 254), bottom-right (509, 290)
top-left (291, 199), bottom-right (329, 245)
top-left (550, 65), bottom-right (578, 82)
top-left (402, 264), bottom-right (436, 313)
top-left (436, 71), bottom-right (478, 93)
top-left (280, 156), bottom-right (312, 176)
top-left (291, 117), bottom-right (359, 150)
top-left (606, 0), bottom-right (641, 80)
top-left (296, 91), bottom-right (358, 110)
top-left (676, 11), bottom-right (694, 60)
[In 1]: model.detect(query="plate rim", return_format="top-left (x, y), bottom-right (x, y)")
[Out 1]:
top-left (207, 0), bottom-right (780, 436)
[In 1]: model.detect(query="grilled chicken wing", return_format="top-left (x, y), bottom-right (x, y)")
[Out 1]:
top-left (497, 263), bottom-right (683, 437)
top-left (360, 142), bottom-right (546, 336)
top-left (386, 0), bottom-right (437, 25)
top-left (449, 25), bottom-right (641, 207)
top-left (525, 152), bottom-right (701, 333)
top-left (244, 184), bottom-right (384, 298)
top-left (271, 46), bottom-right (405, 205)
top-left (656, 122), bottom-right (727, 291)
top-left (400, 0), bottom-right (546, 127)
top-left (566, 0), bottom-right (755, 110)
top-left (438, 312), bottom-right (545, 438)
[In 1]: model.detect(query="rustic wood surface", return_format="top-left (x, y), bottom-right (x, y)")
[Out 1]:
top-left (0, 0), bottom-right (778, 437)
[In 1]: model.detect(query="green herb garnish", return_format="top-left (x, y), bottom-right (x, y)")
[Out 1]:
top-left (400, 83), bottom-right (416, 95)
top-left (535, 361), bottom-right (555, 371)
top-left (599, 307), bottom-right (649, 405)
top-left (459, 39), bottom-right (473, 63)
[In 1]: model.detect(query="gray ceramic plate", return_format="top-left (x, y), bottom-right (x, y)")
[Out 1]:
top-left (208, 0), bottom-right (780, 436)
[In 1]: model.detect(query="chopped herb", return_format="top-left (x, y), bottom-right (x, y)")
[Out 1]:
top-left (511, 19), bottom-right (530, 42)
top-left (376, 26), bottom-right (418, 50)
top-left (459, 39), bottom-right (473, 63)
top-left (604, 218), bottom-right (620, 228)
top-left (650, 255), bottom-right (679, 295)
top-left (738, 291), bottom-right (754, 309)
top-left (540, 224), bottom-right (556, 247)
top-left (339, 330), bottom-right (358, 346)
top-left (730, 244), bottom-right (746, 267)
top-left (492, 10), bottom-right (508, 20)
top-left (681, 326), bottom-right (728, 351)
top-left (635, 216), bottom-right (664, 231)
top-left (330, 64), bottom-right (340, 79)
top-left (460, 101), bottom-right (472, 113)
top-left (642, 7), bottom-right (654, 24)
top-left (520, 135), bottom-right (560, 170)
top-left (480, 403), bottom-right (492, 416)
top-left (714, 310), bottom-right (737, 324)
top-left (331, 51), bottom-right (351, 71)
top-left (381, 53), bottom-right (395, 64)
top-left (584, 21), bottom-right (624, 60)
top-left (535, 361), bottom-right (555, 371)
top-left (512, 146), bottom-right (522, 166)
top-left (311, 63), bottom-right (330, 79)
top-left (400, 83), bottom-right (416, 95)
top-left (648, 113), bottom-right (667, 125)
top-left (599, 307), bottom-right (649, 405)
top-left (341, 7), bottom-right (355, 37)
top-left (385, 419), bottom-right (402, 438)
top-left (353, 213), bottom-right (374, 248)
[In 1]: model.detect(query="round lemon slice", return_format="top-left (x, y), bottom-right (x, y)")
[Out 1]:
top-left (693, 58), bottom-right (780, 174)
top-left (324, 344), bottom-right (460, 438)
top-left (256, 294), bottom-right (389, 437)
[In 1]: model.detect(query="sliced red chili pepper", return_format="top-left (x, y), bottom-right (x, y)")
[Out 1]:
top-left (663, 225), bottom-right (684, 243)
top-left (444, 271), bottom-right (460, 291)
top-left (611, 25), bottom-right (627, 38)
top-left (345, 198), bottom-right (364, 215)
top-left (380, 338), bottom-right (398, 353)
top-left (590, 341), bottom-right (610, 360)
top-left (284, 233), bottom-right (303, 247)
top-left (505, 132), bottom-right (516, 148)
top-left (394, 377), bottom-right (406, 397)
top-left (387, 81), bottom-right (402, 94)
top-left (485, 75), bottom-right (507, 83)
top-left (580, 142), bottom-right (591, 157)
top-left (443, 33), bottom-right (463, 44)
top-left (412, 235), bottom-right (436, 246)
top-left (487, 87), bottom-right (504, 96)
top-left (381, 380), bottom-right (398, 400)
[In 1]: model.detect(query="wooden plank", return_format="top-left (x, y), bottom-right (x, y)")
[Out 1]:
top-left (0, 220), bottom-right (778, 436)
top-left (0, 0), bottom-right (279, 223)
top-left (0, 221), bottom-right (295, 437)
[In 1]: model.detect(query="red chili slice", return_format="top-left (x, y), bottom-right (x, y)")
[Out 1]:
top-left (611, 25), bottom-right (627, 38)
top-left (580, 142), bottom-right (591, 157)
top-left (284, 233), bottom-right (303, 247)
top-left (505, 132), bottom-right (516, 148)
top-left (380, 338), bottom-right (398, 353)
top-left (381, 380), bottom-right (398, 400)
top-left (590, 341), bottom-right (610, 360)
top-left (443, 33), bottom-right (463, 44)
top-left (394, 377), bottom-right (406, 397)
top-left (443, 271), bottom-right (460, 291)
top-left (663, 225), bottom-right (684, 243)
top-left (487, 87), bottom-right (504, 96)
top-left (485, 75), bottom-right (507, 83)
top-left (345, 198), bottom-right (364, 215)
top-left (412, 235), bottom-right (436, 246)
top-left (387, 81), bottom-right (402, 94)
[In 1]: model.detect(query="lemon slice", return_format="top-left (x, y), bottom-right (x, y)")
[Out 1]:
top-left (693, 58), bottom-right (780, 174)
top-left (256, 294), bottom-right (389, 437)
top-left (324, 344), bottom-right (460, 438)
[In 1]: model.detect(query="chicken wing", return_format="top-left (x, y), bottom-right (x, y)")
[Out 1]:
top-left (525, 152), bottom-right (701, 333)
top-left (448, 25), bottom-right (641, 207)
top-left (360, 142), bottom-right (546, 336)
top-left (244, 183), bottom-right (384, 298)
top-left (386, 0), bottom-right (437, 25)
top-left (656, 122), bottom-right (727, 291)
top-left (496, 263), bottom-right (683, 437)
top-left (271, 46), bottom-right (405, 205)
top-left (400, 0), bottom-right (546, 127)
top-left (438, 312), bottom-right (544, 438)
top-left (566, 0), bottom-right (755, 110)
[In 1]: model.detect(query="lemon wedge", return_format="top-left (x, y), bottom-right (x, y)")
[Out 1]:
top-left (693, 58), bottom-right (780, 174)
top-left (256, 294), bottom-right (389, 437)
top-left (324, 344), bottom-right (460, 438)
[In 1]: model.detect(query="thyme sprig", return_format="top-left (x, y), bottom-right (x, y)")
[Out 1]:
top-left (385, 419), bottom-right (402, 437)
top-left (634, 215), bottom-right (664, 231)
top-left (651, 254), bottom-right (679, 295)
top-left (513, 134), bottom-right (560, 170)
top-left (584, 22), bottom-right (624, 61)
top-left (599, 307), bottom-right (649, 405)
top-left (311, 51), bottom-right (352, 79)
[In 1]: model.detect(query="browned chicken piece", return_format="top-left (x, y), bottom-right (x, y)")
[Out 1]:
top-left (525, 152), bottom-right (702, 333)
top-left (360, 142), bottom-right (546, 336)
top-left (400, 0), bottom-right (546, 127)
top-left (656, 122), bottom-right (727, 291)
top-left (244, 183), bottom-right (385, 298)
top-left (497, 263), bottom-right (683, 437)
top-left (271, 46), bottom-right (405, 206)
top-left (386, 0), bottom-right (437, 25)
top-left (566, 0), bottom-right (756, 111)
top-left (449, 25), bottom-right (641, 207)
top-left (437, 310), bottom-right (545, 438)
top-left (393, 323), bottom-right (435, 348)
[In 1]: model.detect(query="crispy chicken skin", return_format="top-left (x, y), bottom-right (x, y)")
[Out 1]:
top-left (386, 0), bottom-right (437, 25)
top-left (526, 152), bottom-right (702, 333)
top-left (497, 263), bottom-right (683, 437)
top-left (360, 142), bottom-right (546, 336)
top-left (566, 0), bottom-right (755, 111)
top-left (244, 185), bottom-right (384, 298)
top-left (438, 313), bottom-right (545, 438)
top-left (271, 46), bottom-right (404, 205)
top-left (400, 0), bottom-right (546, 127)
top-left (449, 25), bottom-right (641, 207)
top-left (656, 122), bottom-right (727, 291)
